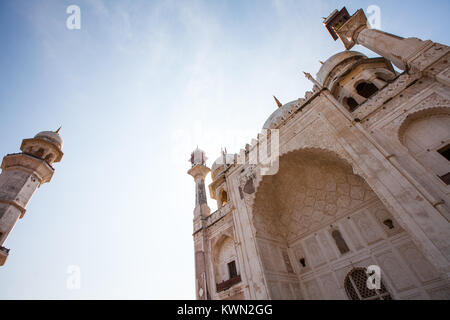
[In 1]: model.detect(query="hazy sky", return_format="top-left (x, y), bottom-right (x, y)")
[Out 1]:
top-left (0, 0), bottom-right (449, 299)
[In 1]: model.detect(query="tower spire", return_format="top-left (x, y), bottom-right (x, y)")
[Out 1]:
top-left (55, 126), bottom-right (61, 134)
top-left (303, 71), bottom-right (322, 89)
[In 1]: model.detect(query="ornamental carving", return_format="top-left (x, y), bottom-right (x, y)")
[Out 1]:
top-left (409, 43), bottom-right (450, 71)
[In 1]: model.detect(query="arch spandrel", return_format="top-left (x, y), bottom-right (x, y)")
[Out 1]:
top-left (377, 92), bottom-right (450, 140)
top-left (237, 116), bottom-right (367, 213)
top-left (281, 116), bottom-right (356, 166)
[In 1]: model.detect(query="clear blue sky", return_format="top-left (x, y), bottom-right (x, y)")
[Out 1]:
top-left (0, 0), bottom-right (448, 299)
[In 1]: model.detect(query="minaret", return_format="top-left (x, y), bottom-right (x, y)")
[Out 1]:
top-left (188, 147), bottom-right (211, 223)
top-left (0, 129), bottom-right (64, 266)
top-left (188, 147), bottom-right (211, 300)
top-left (323, 7), bottom-right (442, 72)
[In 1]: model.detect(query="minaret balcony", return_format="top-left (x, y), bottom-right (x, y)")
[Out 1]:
top-left (1, 153), bottom-right (54, 184)
top-left (0, 246), bottom-right (10, 266)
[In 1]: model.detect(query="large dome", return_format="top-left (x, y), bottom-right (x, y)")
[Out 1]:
top-left (316, 51), bottom-right (366, 86)
top-left (34, 131), bottom-right (64, 149)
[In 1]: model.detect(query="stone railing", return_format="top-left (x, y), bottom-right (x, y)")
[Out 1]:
top-left (206, 203), bottom-right (232, 227)
top-left (216, 275), bottom-right (242, 292)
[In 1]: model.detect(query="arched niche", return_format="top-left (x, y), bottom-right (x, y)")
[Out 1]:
top-left (344, 96), bottom-right (359, 111)
top-left (216, 187), bottom-right (228, 208)
top-left (399, 107), bottom-right (450, 185)
top-left (220, 190), bottom-right (228, 206)
top-left (250, 148), bottom-right (404, 300)
top-left (212, 235), bottom-right (240, 292)
top-left (355, 81), bottom-right (379, 99)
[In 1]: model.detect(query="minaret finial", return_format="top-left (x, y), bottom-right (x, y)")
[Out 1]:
top-left (221, 147), bottom-right (226, 165)
top-left (302, 71), bottom-right (322, 88)
top-left (273, 95), bottom-right (283, 108)
top-left (55, 126), bottom-right (61, 134)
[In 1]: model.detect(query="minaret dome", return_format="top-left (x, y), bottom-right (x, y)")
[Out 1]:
top-left (20, 128), bottom-right (64, 165)
top-left (190, 147), bottom-right (207, 167)
top-left (34, 130), bottom-right (64, 149)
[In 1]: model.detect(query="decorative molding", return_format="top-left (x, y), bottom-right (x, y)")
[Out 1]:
top-left (409, 43), bottom-right (450, 72)
top-left (352, 73), bottom-right (420, 122)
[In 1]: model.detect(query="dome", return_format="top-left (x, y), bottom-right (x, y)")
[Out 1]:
top-left (262, 99), bottom-right (299, 129)
top-left (34, 131), bottom-right (64, 149)
top-left (316, 51), bottom-right (367, 86)
top-left (211, 154), bottom-right (235, 179)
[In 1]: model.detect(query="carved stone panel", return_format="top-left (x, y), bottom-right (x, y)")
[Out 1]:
top-left (352, 211), bottom-right (383, 245)
top-left (304, 279), bottom-right (323, 300)
top-left (304, 236), bottom-right (326, 268)
top-left (376, 251), bottom-right (415, 292)
top-left (370, 205), bottom-right (403, 237)
top-left (282, 249), bottom-right (294, 274)
top-left (317, 230), bottom-right (338, 261)
top-left (319, 273), bottom-right (345, 300)
top-left (398, 242), bottom-right (440, 284)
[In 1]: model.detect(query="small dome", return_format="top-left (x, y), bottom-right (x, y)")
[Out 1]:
top-left (316, 51), bottom-right (366, 86)
top-left (190, 147), bottom-right (207, 166)
top-left (35, 131), bottom-right (64, 149)
top-left (211, 154), bottom-right (235, 179)
top-left (263, 99), bottom-right (298, 129)
top-left (211, 154), bottom-right (234, 171)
